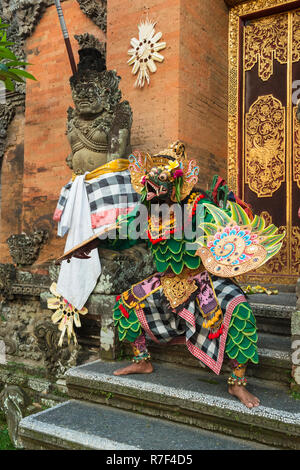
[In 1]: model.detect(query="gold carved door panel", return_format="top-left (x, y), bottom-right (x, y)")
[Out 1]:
top-left (229, 3), bottom-right (300, 285)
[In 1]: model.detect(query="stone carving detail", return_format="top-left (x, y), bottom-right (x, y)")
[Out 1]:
top-left (1, 1), bottom-right (47, 40)
top-left (7, 230), bottom-right (48, 267)
top-left (67, 35), bottom-right (133, 174)
top-left (33, 320), bottom-right (80, 377)
top-left (0, 299), bottom-right (44, 362)
top-left (0, 385), bottom-right (31, 448)
top-left (76, 0), bottom-right (107, 33)
top-left (74, 32), bottom-right (106, 56)
top-left (0, 263), bottom-right (16, 300)
top-left (0, 104), bottom-right (16, 163)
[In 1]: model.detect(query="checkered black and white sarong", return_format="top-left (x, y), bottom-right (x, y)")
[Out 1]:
top-left (135, 275), bottom-right (247, 374)
top-left (53, 170), bottom-right (140, 229)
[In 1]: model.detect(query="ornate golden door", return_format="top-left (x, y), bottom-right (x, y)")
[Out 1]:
top-left (228, 0), bottom-right (300, 285)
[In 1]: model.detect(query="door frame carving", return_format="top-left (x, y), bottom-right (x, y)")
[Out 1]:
top-left (228, 0), bottom-right (300, 284)
top-left (228, 0), bottom-right (300, 193)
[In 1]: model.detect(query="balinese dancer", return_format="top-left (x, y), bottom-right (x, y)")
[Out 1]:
top-left (58, 141), bottom-right (285, 409)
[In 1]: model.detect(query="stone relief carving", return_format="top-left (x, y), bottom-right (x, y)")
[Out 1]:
top-left (76, 0), bottom-right (107, 33)
top-left (0, 263), bottom-right (16, 300)
top-left (7, 230), bottom-right (49, 267)
top-left (0, 297), bottom-right (82, 378)
top-left (33, 320), bottom-right (80, 377)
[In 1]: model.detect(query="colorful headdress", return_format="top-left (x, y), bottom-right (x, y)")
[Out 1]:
top-left (129, 141), bottom-right (199, 202)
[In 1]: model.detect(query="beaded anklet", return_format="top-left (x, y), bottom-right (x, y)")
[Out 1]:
top-left (227, 372), bottom-right (247, 387)
top-left (132, 352), bottom-right (151, 363)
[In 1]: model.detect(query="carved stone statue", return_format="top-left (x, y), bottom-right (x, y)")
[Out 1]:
top-left (66, 34), bottom-right (133, 175)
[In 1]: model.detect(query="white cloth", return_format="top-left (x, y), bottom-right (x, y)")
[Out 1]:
top-left (56, 174), bottom-right (101, 310)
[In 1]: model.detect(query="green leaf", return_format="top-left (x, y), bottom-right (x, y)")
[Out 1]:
top-left (9, 68), bottom-right (37, 80)
top-left (1, 70), bottom-right (25, 82)
top-left (0, 48), bottom-right (17, 60)
top-left (0, 41), bottom-right (14, 47)
top-left (4, 77), bottom-right (14, 91)
top-left (5, 61), bottom-right (31, 67)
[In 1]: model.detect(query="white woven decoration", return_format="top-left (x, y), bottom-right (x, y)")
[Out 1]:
top-left (127, 19), bottom-right (166, 88)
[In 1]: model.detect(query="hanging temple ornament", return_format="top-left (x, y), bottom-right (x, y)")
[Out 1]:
top-left (127, 19), bottom-right (166, 88)
top-left (47, 283), bottom-right (88, 347)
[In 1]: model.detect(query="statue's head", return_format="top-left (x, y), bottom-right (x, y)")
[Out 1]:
top-left (69, 42), bottom-right (122, 117)
top-left (129, 141), bottom-right (200, 204)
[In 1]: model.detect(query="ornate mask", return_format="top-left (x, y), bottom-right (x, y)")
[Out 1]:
top-left (129, 141), bottom-right (199, 203)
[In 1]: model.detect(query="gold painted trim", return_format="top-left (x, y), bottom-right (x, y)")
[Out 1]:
top-left (287, 11), bottom-right (293, 274)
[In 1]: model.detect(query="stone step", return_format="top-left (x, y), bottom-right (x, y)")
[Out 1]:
top-left (249, 293), bottom-right (297, 308)
top-left (123, 331), bottom-right (291, 385)
top-left (249, 294), bottom-right (295, 336)
top-left (65, 360), bottom-right (300, 450)
top-left (18, 400), bottom-right (274, 450)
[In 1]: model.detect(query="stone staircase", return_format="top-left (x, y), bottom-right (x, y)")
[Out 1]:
top-left (18, 293), bottom-right (300, 450)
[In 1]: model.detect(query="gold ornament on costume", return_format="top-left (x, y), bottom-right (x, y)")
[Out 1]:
top-left (129, 141), bottom-right (199, 202)
top-left (47, 283), bottom-right (88, 347)
top-left (160, 268), bottom-right (199, 309)
top-left (127, 19), bottom-right (166, 88)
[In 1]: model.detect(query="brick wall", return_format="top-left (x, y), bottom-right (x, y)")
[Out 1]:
top-left (107, 0), bottom-right (228, 189)
top-left (107, 0), bottom-right (181, 154)
top-left (179, 0), bottom-right (228, 189)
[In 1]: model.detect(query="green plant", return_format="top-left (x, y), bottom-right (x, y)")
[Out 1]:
top-left (0, 411), bottom-right (16, 450)
top-left (290, 389), bottom-right (300, 400)
top-left (0, 18), bottom-right (36, 91)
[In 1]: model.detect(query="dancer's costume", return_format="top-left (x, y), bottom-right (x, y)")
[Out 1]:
top-left (58, 142), bottom-right (285, 386)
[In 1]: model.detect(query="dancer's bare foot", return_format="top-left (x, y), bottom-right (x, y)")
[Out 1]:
top-left (113, 361), bottom-right (154, 376)
top-left (228, 384), bottom-right (260, 409)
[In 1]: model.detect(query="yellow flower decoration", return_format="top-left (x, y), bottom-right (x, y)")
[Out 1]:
top-left (166, 160), bottom-right (179, 172)
top-left (47, 283), bottom-right (88, 347)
